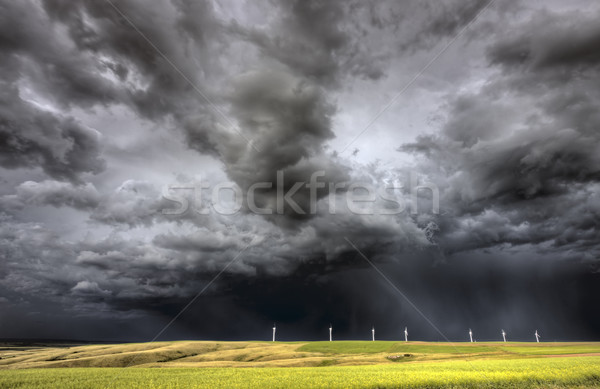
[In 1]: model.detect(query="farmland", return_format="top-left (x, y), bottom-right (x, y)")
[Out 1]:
top-left (1, 341), bottom-right (599, 388)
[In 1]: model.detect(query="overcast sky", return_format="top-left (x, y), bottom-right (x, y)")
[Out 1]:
top-left (1, 0), bottom-right (599, 342)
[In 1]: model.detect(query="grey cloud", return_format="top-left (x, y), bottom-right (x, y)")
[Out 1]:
top-left (230, 0), bottom-right (499, 88)
top-left (30, 0), bottom-right (226, 155)
top-left (0, 213), bottom-right (77, 298)
top-left (0, 213), bottom-right (246, 314)
top-left (217, 69), bottom-right (351, 224)
top-left (364, 0), bottom-right (507, 53)
top-left (231, 0), bottom-right (386, 86)
top-left (2, 0), bottom-right (599, 342)
top-left (71, 280), bottom-right (111, 297)
top-left (0, 1), bottom-right (123, 109)
top-left (0, 4), bottom-right (106, 185)
top-left (442, 94), bottom-right (517, 147)
top-left (2, 180), bottom-right (100, 210)
top-left (180, 112), bottom-right (221, 156)
top-left (407, 0), bottom-right (493, 50)
top-left (484, 7), bottom-right (600, 109)
top-left (153, 229), bottom-right (245, 254)
top-left (0, 86), bottom-right (106, 182)
top-left (400, 7), bottom-right (600, 259)
top-left (36, 1), bottom-right (353, 227)
top-left (0, 1), bottom-right (108, 181)
top-left (487, 9), bottom-right (600, 71)
top-left (0, 184), bottom-right (432, 319)
top-left (90, 180), bottom-right (166, 227)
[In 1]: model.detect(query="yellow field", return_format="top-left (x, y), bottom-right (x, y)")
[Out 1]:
top-left (1, 341), bottom-right (599, 388)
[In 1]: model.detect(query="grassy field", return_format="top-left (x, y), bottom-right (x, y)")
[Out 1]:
top-left (1, 340), bottom-right (599, 388)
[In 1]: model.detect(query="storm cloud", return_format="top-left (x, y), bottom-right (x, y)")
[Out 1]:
top-left (400, 6), bottom-right (600, 262)
top-left (0, 0), bottom-right (599, 342)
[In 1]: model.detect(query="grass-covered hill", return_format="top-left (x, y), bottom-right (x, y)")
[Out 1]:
top-left (1, 340), bottom-right (598, 369)
top-left (1, 341), bottom-right (599, 388)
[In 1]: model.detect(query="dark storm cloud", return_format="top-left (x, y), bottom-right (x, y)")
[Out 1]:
top-left (209, 0), bottom-right (497, 223)
top-left (400, 7), bottom-right (600, 260)
top-left (35, 0), bottom-right (357, 226)
top-left (0, 85), bottom-right (106, 182)
top-left (41, 0), bottom-right (222, 114)
top-left (32, 0), bottom-right (228, 162)
top-left (1, 0), bottom-right (599, 343)
top-left (397, 0), bottom-right (493, 51)
top-left (219, 69), bottom-right (351, 223)
top-left (0, 213), bottom-right (76, 298)
top-left (0, 1), bottom-right (122, 109)
top-left (230, 0), bottom-right (386, 86)
top-left (487, 9), bottom-right (600, 71)
top-left (363, 0), bottom-right (511, 55)
top-left (0, 0), bottom-right (111, 182)
top-left (0, 213), bottom-right (253, 311)
top-left (230, 0), bottom-right (499, 87)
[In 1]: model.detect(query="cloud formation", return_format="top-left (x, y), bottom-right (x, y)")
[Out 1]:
top-left (0, 0), bottom-right (599, 341)
top-left (400, 7), bottom-right (600, 261)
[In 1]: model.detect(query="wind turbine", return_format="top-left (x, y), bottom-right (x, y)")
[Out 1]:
top-left (272, 323), bottom-right (276, 342)
top-left (372, 326), bottom-right (375, 341)
top-left (404, 327), bottom-right (408, 342)
top-left (501, 329), bottom-right (506, 342)
top-left (535, 330), bottom-right (540, 343)
top-left (469, 328), bottom-right (473, 343)
top-left (329, 324), bottom-right (332, 342)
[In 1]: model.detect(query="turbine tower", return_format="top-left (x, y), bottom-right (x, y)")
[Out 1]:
top-left (469, 328), bottom-right (473, 343)
top-left (372, 326), bottom-right (375, 341)
top-left (272, 323), bottom-right (276, 342)
top-left (404, 327), bottom-right (408, 342)
top-left (502, 329), bottom-right (506, 343)
top-left (535, 330), bottom-right (540, 343)
top-left (329, 324), bottom-right (332, 342)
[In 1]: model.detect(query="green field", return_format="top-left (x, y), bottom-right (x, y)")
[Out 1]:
top-left (1, 341), bottom-right (599, 388)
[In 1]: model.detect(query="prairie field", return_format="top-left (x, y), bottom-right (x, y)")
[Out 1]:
top-left (1, 340), bottom-right (599, 388)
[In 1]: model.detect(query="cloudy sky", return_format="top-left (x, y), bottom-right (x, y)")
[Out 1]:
top-left (1, 0), bottom-right (599, 342)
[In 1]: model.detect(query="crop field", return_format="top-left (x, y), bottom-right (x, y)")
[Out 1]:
top-left (1, 341), bottom-right (599, 388)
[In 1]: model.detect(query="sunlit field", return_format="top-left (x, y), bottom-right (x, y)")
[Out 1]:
top-left (1, 341), bottom-right (599, 388)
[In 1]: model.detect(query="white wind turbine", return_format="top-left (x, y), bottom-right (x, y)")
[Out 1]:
top-left (535, 330), bottom-right (540, 343)
top-left (372, 326), bottom-right (375, 341)
top-left (404, 327), bottom-right (408, 342)
top-left (329, 324), bottom-right (332, 342)
top-left (469, 328), bottom-right (473, 343)
top-left (502, 329), bottom-right (507, 343)
top-left (272, 323), bottom-right (276, 342)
